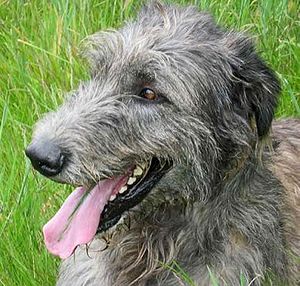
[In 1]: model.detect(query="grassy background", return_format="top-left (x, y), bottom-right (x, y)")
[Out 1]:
top-left (0, 0), bottom-right (299, 285)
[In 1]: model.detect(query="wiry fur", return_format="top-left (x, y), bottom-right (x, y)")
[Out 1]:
top-left (29, 2), bottom-right (300, 285)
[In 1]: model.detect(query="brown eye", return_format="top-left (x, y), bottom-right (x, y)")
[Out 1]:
top-left (139, 88), bottom-right (157, 100)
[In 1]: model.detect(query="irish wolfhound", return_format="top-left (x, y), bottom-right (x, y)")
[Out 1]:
top-left (25, 2), bottom-right (299, 285)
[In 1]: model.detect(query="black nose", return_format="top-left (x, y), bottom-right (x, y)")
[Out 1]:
top-left (25, 141), bottom-right (65, 177)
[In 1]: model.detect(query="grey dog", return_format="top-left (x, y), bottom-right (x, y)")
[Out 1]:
top-left (25, 2), bottom-right (299, 285)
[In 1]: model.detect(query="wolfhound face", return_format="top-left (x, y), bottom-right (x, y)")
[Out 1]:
top-left (26, 2), bottom-right (279, 260)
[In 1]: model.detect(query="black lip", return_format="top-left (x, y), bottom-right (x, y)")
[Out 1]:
top-left (97, 158), bottom-right (172, 233)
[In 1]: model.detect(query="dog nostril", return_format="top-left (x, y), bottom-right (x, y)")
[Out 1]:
top-left (25, 141), bottom-right (65, 177)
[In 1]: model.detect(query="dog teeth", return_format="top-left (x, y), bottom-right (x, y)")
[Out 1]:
top-left (140, 163), bottom-right (147, 170)
top-left (133, 166), bottom-right (143, 176)
top-left (119, 186), bottom-right (127, 194)
top-left (127, 177), bottom-right (137, 185)
top-left (109, 194), bottom-right (116, 201)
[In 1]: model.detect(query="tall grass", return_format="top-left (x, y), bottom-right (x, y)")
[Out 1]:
top-left (0, 0), bottom-right (299, 285)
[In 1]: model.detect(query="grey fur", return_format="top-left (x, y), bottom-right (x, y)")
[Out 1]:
top-left (29, 2), bottom-right (300, 285)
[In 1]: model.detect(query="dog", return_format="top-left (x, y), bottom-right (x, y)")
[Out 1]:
top-left (25, 2), bottom-right (300, 285)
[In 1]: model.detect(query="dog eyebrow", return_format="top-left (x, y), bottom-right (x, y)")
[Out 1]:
top-left (122, 64), bottom-right (156, 86)
top-left (134, 68), bottom-right (156, 83)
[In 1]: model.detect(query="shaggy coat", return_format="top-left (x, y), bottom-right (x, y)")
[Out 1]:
top-left (28, 2), bottom-right (299, 285)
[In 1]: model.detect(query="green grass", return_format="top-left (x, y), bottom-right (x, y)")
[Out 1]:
top-left (0, 0), bottom-right (299, 285)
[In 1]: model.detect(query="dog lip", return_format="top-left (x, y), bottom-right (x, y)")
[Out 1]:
top-left (96, 158), bottom-right (172, 233)
top-left (39, 164), bottom-right (63, 177)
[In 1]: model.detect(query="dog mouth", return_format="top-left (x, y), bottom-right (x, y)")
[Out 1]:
top-left (98, 158), bottom-right (171, 233)
top-left (42, 158), bottom-right (171, 259)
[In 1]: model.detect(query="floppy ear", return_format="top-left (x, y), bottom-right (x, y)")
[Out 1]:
top-left (228, 35), bottom-right (280, 138)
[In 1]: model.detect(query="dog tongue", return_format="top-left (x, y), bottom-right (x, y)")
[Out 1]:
top-left (43, 177), bottom-right (126, 259)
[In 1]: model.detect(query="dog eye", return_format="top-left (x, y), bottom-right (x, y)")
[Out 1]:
top-left (139, 88), bottom-right (157, 100)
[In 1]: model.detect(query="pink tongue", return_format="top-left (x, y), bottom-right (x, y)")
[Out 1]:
top-left (43, 176), bottom-right (127, 259)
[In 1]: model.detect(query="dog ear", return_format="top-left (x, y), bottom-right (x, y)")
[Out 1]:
top-left (228, 35), bottom-right (280, 138)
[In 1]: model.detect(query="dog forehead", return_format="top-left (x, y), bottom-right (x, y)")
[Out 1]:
top-left (79, 4), bottom-right (233, 109)
top-left (83, 4), bottom-right (219, 77)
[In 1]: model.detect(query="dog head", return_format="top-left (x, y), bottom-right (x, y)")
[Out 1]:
top-left (26, 2), bottom-right (280, 259)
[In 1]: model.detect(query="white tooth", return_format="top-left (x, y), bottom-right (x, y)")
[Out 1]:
top-left (109, 194), bottom-right (116, 201)
top-left (140, 163), bottom-right (147, 170)
top-left (127, 177), bottom-right (137, 185)
top-left (133, 166), bottom-right (143, 176)
top-left (119, 186), bottom-right (127, 194)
